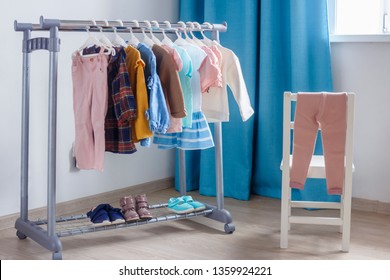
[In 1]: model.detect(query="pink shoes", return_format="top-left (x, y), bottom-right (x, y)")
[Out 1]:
top-left (120, 194), bottom-right (152, 222)
top-left (134, 194), bottom-right (153, 220)
top-left (119, 196), bottom-right (139, 222)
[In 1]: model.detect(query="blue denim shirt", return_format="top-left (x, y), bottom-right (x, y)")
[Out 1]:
top-left (137, 43), bottom-right (170, 134)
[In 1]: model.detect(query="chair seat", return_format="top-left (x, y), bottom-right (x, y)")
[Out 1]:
top-left (280, 155), bottom-right (355, 179)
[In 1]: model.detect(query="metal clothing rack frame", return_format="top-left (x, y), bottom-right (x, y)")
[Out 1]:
top-left (14, 16), bottom-right (234, 260)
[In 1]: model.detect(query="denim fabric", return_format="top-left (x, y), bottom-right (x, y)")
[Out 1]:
top-left (137, 43), bottom-right (170, 134)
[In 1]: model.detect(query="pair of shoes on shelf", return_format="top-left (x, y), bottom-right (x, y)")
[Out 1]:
top-left (167, 195), bottom-right (206, 214)
top-left (87, 204), bottom-right (125, 226)
top-left (120, 194), bottom-right (153, 222)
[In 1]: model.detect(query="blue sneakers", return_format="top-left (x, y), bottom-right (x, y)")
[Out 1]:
top-left (87, 204), bottom-right (125, 226)
top-left (182, 196), bottom-right (206, 211)
top-left (167, 197), bottom-right (194, 214)
top-left (167, 196), bottom-right (206, 214)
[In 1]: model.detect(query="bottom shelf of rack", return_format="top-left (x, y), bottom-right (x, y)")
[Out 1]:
top-left (31, 202), bottom-right (214, 238)
top-left (15, 201), bottom-right (235, 259)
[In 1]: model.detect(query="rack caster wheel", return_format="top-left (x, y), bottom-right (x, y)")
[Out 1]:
top-left (224, 223), bottom-right (235, 234)
top-left (16, 230), bottom-right (27, 240)
top-left (52, 252), bottom-right (62, 260)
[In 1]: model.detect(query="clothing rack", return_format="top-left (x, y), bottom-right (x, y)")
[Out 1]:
top-left (14, 16), bottom-right (234, 260)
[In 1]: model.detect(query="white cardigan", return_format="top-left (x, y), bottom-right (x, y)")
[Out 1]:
top-left (202, 42), bottom-right (254, 123)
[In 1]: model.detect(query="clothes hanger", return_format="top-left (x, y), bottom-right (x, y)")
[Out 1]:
top-left (77, 20), bottom-right (111, 57)
top-left (161, 20), bottom-right (174, 46)
top-left (151, 20), bottom-right (163, 45)
top-left (187, 21), bottom-right (206, 47)
top-left (180, 21), bottom-right (194, 44)
top-left (174, 21), bottom-right (188, 45)
top-left (141, 20), bottom-right (155, 47)
top-left (128, 20), bottom-right (140, 47)
top-left (97, 26), bottom-right (116, 56)
top-left (78, 25), bottom-right (102, 52)
top-left (201, 22), bottom-right (214, 46)
top-left (144, 20), bottom-right (161, 45)
top-left (99, 20), bottom-right (115, 49)
top-left (111, 20), bottom-right (128, 47)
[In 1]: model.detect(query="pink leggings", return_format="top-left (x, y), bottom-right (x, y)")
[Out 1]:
top-left (290, 93), bottom-right (347, 195)
top-left (72, 51), bottom-right (108, 172)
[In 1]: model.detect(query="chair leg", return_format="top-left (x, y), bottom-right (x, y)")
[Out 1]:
top-left (341, 184), bottom-right (352, 252)
top-left (339, 194), bottom-right (344, 234)
top-left (287, 187), bottom-right (291, 231)
top-left (341, 210), bottom-right (351, 252)
top-left (280, 203), bottom-right (289, 248)
top-left (280, 174), bottom-right (290, 248)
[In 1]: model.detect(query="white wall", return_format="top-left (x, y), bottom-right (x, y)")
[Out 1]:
top-left (0, 0), bottom-right (179, 216)
top-left (331, 42), bottom-right (390, 203)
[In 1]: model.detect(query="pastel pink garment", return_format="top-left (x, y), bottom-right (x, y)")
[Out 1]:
top-left (162, 44), bottom-right (183, 72)
top-left (71, 50), bottom-right (108, 172)
top-left (290, 92), bottom-right (347, 195)
top-left (199, 46), bottom-right (222, 93)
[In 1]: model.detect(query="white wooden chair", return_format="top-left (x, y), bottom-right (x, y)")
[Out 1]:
top-left (280, 91), bottom-right (355, 252)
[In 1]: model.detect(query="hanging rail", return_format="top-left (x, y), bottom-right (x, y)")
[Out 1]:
top-left (14, 16), bottom-right (227, 33)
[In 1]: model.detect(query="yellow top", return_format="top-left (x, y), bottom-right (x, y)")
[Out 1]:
top-left (125, 45), bottom-right (153, 143)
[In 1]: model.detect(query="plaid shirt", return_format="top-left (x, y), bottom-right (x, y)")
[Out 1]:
top-left (105, 47), bottom-right (137, 154)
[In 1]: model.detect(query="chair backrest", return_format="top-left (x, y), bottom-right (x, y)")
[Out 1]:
top-left (282, 91), bottom-right (355, 180)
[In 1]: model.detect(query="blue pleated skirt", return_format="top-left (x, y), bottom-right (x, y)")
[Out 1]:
top-left (153, 111), bottom-right (214, 150)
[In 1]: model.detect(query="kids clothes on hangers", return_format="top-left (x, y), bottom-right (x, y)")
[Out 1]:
top-left (71, 47), bottom-right (109, 172)
top-left (153, 41), bottom-right (215, 150)
top-left (160, 44), bottom-right (193, 132)
top-left (125, 45), bottom-right (153, 147)
top-left (137, 43), bottom-right (170, 134)
top-left (159, 44), bottom-right (186, 132)
top-left (105, 47), bottom-right (137, 154)
top-left (152, 44), bottom-right (186, 119)
top-left (172, 45), bottom-right (193, 128)
top-left (202, 42), bottom-right (254, 123)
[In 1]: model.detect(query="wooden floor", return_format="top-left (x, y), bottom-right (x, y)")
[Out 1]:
top-left (1, 187), bottom-right (389, 260)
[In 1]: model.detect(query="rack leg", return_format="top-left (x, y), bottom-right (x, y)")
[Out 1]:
top-left (15, 26), bottom-right (64, 259)
top-left (20, 29), bottom-right (31, 223)
top-left (214, 122), bottom-right (224, 210)
top-left (52, 252), bottom-right (62, 260)
top-left (179, 150), bottom-right (186, 196)
top-left (204, 122), bottom-right (235, 233)
top-left (47, 26), bottom-right (59, 240)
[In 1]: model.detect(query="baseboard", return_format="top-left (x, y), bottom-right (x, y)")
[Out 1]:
top-left (352, 197), bottom-right (390, 215)
top-left (0, 177), bottom-right (174, 231)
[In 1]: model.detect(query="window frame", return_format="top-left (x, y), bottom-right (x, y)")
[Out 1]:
top-left (328, 0), bottom-right (390, 42)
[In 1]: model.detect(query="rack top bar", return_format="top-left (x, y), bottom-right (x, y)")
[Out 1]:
top-left (14, 16), bottom-right (227, 33)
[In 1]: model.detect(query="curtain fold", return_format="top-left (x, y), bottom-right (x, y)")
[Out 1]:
top-left (178, 0), bottom-right (337, 203)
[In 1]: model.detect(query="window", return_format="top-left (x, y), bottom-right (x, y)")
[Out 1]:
top-left (329, 0), bottom-right (390, 35)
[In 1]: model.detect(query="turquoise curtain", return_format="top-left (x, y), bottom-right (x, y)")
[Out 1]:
top-left (178, 0), bottom-right (338, 203)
